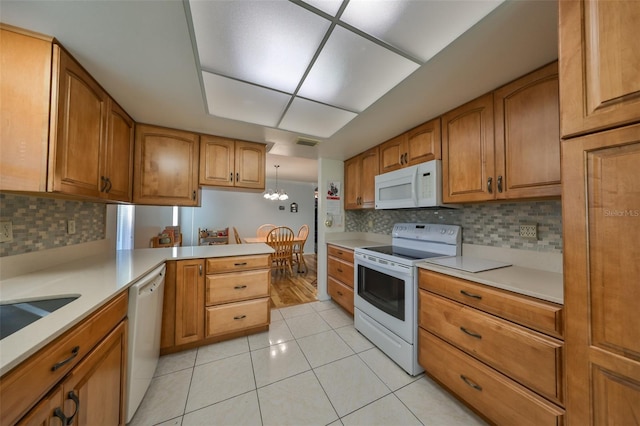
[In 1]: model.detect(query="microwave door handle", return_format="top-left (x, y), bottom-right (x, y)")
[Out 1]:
top-left (412, 167), bottom-right (419, 207)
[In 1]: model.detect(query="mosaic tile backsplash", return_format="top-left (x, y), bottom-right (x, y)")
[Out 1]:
top-left (0, 194), bottom-right (106, 257)
top-left (346, 200), bottom-right (563, 252)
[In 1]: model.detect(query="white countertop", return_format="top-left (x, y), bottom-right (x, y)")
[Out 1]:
top-left (0, 244), bottom-right (273, 376)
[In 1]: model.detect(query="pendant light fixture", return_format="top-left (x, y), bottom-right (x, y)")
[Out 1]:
top-left (263, 164), bottom-right (289, 201)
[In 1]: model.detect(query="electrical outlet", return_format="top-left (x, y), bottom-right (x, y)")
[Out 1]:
top-left (0, 221), bottom-right (13, 243)
top-left (520, 223), bottom-right (537, 240)
top-left (67, 220), bottom-right (76, 235)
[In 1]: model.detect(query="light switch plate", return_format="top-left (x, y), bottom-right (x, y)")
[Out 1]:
top-left (0, 221), bottom-right (13, 242)
top-left (67, 220), bottom-right (76, 235)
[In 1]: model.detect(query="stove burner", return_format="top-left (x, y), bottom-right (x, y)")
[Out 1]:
top-left (361, 245), bottom-right (447, 261)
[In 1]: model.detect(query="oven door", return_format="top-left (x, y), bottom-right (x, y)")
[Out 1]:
top-left (354, 254), bottom-right (414, 343)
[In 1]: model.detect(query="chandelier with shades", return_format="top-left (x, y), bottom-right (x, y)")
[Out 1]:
top-left (263, 164), bottom-right (288, 201)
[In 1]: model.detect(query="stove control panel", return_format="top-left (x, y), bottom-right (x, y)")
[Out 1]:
top-left (392, 223), bottom-right (461, 245)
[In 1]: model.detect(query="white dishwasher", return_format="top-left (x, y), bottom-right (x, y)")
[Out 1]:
top-left (126, 264), bottom-right (166, 423)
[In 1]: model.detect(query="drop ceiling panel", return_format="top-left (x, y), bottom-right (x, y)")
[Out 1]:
top-left (297, 26), bottom-right (420, 112)
top-left (202, 72), bottom-right (290, 127)
top-left (301, 0), bottom-right (345, 17)
top-left (341, 0), bottom-right (505, 62)
top-left (279, 97), bottom-right (357, 138)
top-left (189, 0), bottom-right (330, 93)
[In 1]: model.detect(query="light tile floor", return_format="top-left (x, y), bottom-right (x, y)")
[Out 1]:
top-left (128, 301), bottom-right (487, 426)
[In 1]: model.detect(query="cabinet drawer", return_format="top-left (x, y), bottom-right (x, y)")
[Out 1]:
top-left (327, 245), bottom-right (354, 263)
top-left (206, 298), bottom-right (270, 337)
top-left (419, 329), bottom-right (564, 426)
top-left (328, 277), bottom-right (354, 315)
top-left (419, 290), bottom-right (563, 403)
top-left (0, 291), bottom-right (128, 425)
top-left (419, 269), bottom-right (563, 338)
top-left (328, 257), bottom-right (354, 288)
top-left (206, 254), bottom-right (271, 273)
top-left (206, 269), bottom-right (270, 305)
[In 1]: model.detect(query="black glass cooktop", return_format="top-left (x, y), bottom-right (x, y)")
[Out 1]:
top-left (361, 245), bottom-right (445, 261)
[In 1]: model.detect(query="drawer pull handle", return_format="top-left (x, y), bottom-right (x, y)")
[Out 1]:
top-left (233, 315), bottom-right (247, 320)
top-left (460, 290), bottom-right (482, 300)
top-left (234, 285), bottom-right (247, 290)
top-left (460, 327), bottom-right (482, 339)
top-left (460, 375), bottom-right (482, 391)
top-left (337, 268), bottom-right (343, 273)
top-left (234, 262), bottom-right (248, 266)
top-left (66, 390), bottom-right (80, 424)
top-left (337, 291), bottom-right (343, 296)
top-left (53, 408), bottom-right (68, 424)
top-left (51, 346), bottom-right (80, 371)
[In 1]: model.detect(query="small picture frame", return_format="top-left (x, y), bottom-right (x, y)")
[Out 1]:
top-left (290, 202), bottom-right (298, 213)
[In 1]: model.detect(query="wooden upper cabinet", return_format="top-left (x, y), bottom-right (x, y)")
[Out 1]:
top-left (51, 47), bottom-right (107, 198)
top-left (199, 136), bottom-right (235, 187)
top-left (344, 147), bottom-right (378, 210)
top-left (442, 93), bottom-right (495, 203)
top-left (379, 134), bottom-right (407, 173)
top-left (133, 124), bottom-right (200, 206)
top-left (406, 117), bottom-right (441, 165)
top-left (102, 100), bottom-right (134, 202)
top-left (0, 26), bottom-right (53, 192)
top-left (494, 62), bottom-right (561, 199)
top-left (234, 141), bottom-right (265, 189)
top-left (199, 136), bottom-right (265, 189)
top-left (562, 123), bottom-right (640, 425)
top-left (379, 117), bottom-right (442, 174)
top-left (0, 25), bottom-right (134, 202)
top-left (559, 0), bottom-right (640, 138)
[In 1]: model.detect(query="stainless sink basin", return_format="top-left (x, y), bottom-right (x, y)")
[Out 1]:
top-left (0, 296), bottom-right (79, 340)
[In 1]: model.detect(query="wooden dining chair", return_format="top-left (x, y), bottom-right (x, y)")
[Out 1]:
top-left (266, 226), bottom-right (295, 275)
top-left (233, 227), bottom-right (242, 244)
top-left (256, 224), bottom-right (276, 238)
top-left (293, 224), bottom-right (309, 273)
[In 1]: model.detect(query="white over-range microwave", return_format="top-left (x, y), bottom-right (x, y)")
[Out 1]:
top-left (374, 160), bottom-right (456, 209)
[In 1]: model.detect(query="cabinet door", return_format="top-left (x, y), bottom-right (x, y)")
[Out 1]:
top-left (133, 124), bottom-right (200, 206)
top-left (17, 386), bottom-right (65, 426)
top-left (442, 93), bottom-right (495, 203)
top-left (379, 135), bottom-right (406, 173)
top-left (406, 117), bottom-right (441, 165)
top-left (359, 147), bottom-right (379, 208)
top-left (0, 26), bottom-right (52, 192)
top-left (103, 99), bottom-right (134, 202)
top-left (559, 0), bottom-right (640, 138)
top-left (51, 47), bottom-right (107, 198)
top-left (60, 321), bottom-right (127, 426)
top-left (494, 62), bottom-right (561, 199)
top-left (235, 141), bottom-right (265, 189)
top-left (562, 123), bottom-right (640, 425)
top-left (199, 135), bottom-right (234, 187)
top-left (175, 259), bottom-right (205, 346)
top-left (344, 156), bottom-right (360, 210)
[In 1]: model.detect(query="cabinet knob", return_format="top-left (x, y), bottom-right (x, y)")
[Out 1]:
top-left (487, 176), bottom-right (493, 194)
top-left (230, 173), bottom-right (233, 182)
top-left (236, 172), bottom-right (239, 182)
top-left (497, 175), bottom-right (503, 193)
top-left (192, 190), bottom-right (197, 200)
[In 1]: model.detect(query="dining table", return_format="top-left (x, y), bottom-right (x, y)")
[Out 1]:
top-left (244, 236), bottom-right (305, 244)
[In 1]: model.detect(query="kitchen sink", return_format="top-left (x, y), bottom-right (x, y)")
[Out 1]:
top-left (0, 296), bottom-right (79, 340)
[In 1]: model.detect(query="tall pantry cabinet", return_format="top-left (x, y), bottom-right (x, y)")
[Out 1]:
top-left (559, 1), bottom-right (640, 424)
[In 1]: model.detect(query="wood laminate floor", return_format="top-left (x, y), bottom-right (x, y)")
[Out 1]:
top-left (270, 254), bottom-right (317, 309)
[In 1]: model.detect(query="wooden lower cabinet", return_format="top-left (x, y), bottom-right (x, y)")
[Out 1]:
top-left (419, 330), bottom-right (564, 426)
top-left (418, 269), bottom-right (565, 424)
top-left (161, 254), bottom-right (271, 354)
top-left (1, 292), bottom-right (128, 426)
top-left (326, 244), bottom-right (354, 314)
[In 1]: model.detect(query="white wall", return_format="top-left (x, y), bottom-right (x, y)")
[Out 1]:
top-left (180, 180), bottom-right (317, 254)
top-left (134, 205), bottom-right (175, 249)
top-left (316, 158), bottom-right (345, 301)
